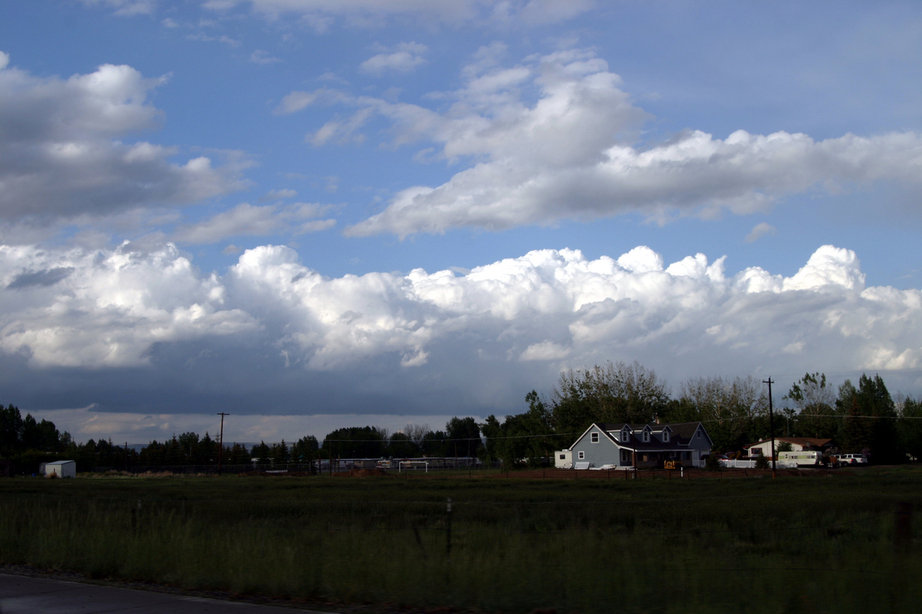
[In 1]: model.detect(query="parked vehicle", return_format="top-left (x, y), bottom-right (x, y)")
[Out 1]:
top-left (835, 453), bottom-right (868, 466)
top-left (777, 450), bottom-right (824, 467)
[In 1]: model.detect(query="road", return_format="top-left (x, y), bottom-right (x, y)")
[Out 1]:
top-left (0, 572), bottom-right (334, 613)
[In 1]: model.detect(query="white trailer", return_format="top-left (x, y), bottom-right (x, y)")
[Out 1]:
top-left (777, 450), bottom-right (823, 468)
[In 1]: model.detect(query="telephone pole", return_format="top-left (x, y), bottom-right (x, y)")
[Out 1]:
top-left (763, 378), bottom-right (776, 478)
top-left (217, 412), bottom-right (229, 473)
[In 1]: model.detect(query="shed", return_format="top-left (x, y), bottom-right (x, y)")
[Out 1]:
top-left (41, 460), bottom-right (76, 479)
top-left (554, 449), bottom-right (573, 469)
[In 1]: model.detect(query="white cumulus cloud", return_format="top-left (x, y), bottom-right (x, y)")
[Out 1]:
top-left (318, 49), bottom-right (922, 237)
top-left (0, 55), bottom-right (244, 232)
top-left (360, 42), bottom-right (427, 75)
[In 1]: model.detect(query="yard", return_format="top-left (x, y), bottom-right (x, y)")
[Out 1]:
top-left (1, 466), bottom-right (920, 613)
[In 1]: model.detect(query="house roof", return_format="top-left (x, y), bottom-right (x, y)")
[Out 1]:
top-left (573, 422), bottom-right (711, 452)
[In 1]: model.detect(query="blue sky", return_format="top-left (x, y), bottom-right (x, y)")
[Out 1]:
top-left (1, 1), bottom-right (920, 444)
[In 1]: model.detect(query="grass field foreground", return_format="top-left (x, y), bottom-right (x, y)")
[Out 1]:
top-left (2, 468), bottom-right (921, 613)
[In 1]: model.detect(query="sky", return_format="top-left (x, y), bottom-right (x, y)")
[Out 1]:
top-left (1, 0), bottom-right (921, 446)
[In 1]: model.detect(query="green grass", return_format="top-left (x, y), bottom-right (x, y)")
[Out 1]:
top-left (2, 468), bottom-right (922, 613)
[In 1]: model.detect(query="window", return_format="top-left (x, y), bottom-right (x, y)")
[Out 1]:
top-left (663, 430), bottom-right (670, 442)
top-left (577, 451), bottom-right (585, 460)
top-left (621, 428), bottom-right (630, 441)
top-left (591, 432), bottom-right (599, 443)
top-left (642, 430), bottom-right (650, 443)
top-left (558, 454), bottom-right (566, 460)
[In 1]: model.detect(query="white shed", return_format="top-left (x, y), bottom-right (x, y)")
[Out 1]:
top-left (41, 460), bottom-right (76, 478)
top-left (554, 449), bottom-right (572, 469)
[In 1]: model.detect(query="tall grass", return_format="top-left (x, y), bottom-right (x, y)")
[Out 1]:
top-left (2, 469), bottom-right (921, 613)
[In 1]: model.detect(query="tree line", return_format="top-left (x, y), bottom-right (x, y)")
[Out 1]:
top-left (3, 362), bottom-right (922, 473)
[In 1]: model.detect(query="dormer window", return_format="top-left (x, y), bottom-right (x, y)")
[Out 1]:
top-left (621, 428), bottom-right (630, 442)
top-left (662, 428), bottom-right (670, 443)
top-left (642, 430), bottom-right (650, 443)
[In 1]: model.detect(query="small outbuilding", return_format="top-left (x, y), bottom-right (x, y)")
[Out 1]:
top-left (41, 460), bottom-right (76, 479)
top-left (747, 437), bottom-right (831, 458)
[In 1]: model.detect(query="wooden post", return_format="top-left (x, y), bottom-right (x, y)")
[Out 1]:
top-left (445, 498), bottom-right (453, 558)
top-left (895, 501), bottom-right (913, 553)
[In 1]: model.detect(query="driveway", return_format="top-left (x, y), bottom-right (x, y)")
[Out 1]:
top-left (0, 572), bottom-right (334, 613)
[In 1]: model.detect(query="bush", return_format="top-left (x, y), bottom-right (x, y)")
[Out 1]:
top-left (705, 453), bottom-right (722, 471)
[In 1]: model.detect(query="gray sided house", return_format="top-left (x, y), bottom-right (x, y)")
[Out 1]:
top-left (559, 422), bottom-right (713, 469)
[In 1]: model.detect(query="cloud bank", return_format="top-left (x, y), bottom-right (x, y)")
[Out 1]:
top-left (2, 242), bottom-right (920, 421)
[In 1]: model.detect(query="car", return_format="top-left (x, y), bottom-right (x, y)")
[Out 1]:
top-left (835, 453), bottom-right (868, 466)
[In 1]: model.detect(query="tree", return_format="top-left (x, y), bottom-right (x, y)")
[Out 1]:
top-left (784, 372), bottom-right (837, 438)
top-left (838, 374), bottom-right (899, 463)
top-left (386, 432), bottom-right (419, 458)
top-left (479, 415), bottom-right (503, 465)
top-left (552, 361), bottom-right (669, 434)
top-left (139, 440), bottom-right (166, 466)
top-left (321, 426), bottom-right (386, 458)
top-left (0, 404), bottom-right (24, 458)
top-left (403, 424), bottom-right (429, 450)
top-left (291, 436), bottom-right (319, 464)
top-left (251, 441), bottom-right (271, 464)
top-left (679, 376), bottom-right (767, 453)
top-left (270, 440), bottom-right (290, 464)
top-left (898, 397), bottom-right (922, 462)
top-left (478, 392), bottom-right (558, 468)
top-left (445, 416), bottom-right (483, 457)
top-left (420, 430), bottom-right (448, 456)
top-left (197, 432), bottom-right (217, 464)
top-left (227, 442), bottom-right (252, 465)
top-left (177, 432), bottom-right (200, 463)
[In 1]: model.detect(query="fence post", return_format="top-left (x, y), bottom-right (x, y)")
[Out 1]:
top-left (446, 498), bottom-right (453, 558)
top-left (895, 501), bottom-right (913, 553)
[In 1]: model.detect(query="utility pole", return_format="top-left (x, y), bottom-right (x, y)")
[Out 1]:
top-left (763, 378), bottom-right (776, 478)
top-left (217, 412), bottom-right (229, 474)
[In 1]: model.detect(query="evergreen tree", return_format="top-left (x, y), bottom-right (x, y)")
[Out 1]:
top-left (291, 436), bottom-right (319, 463)
top-left (445, 416), bottom-right (483, 457)
top-left (270, 440), bottom-right (290, 464)
top-left (251, 441), bottom-right (271, 464)
top-left (838, 375), bottom-right (899, 462)
top-left (898, 397), bottom-right (922, 462)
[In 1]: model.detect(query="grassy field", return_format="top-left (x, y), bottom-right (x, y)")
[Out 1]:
top-left (2, 467), bottom-right (921, 613)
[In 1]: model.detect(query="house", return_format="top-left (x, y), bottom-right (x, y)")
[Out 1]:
top-left (556, 422), bottom-right (713, 469)
top-left (40, 460), bottom-right (76, 478)
top-left (746, 437), bottom-right (831, 458)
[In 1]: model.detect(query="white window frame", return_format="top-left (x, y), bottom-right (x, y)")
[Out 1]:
top-left (577, 451), bottom-right (585, 460)
top-left (642, 430), bottom-right (650, 443)
top-left (663, 429), bottom-right (670, 443)
top-left (590, 432), bottom-right (599, 444)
